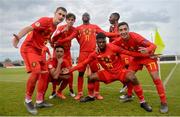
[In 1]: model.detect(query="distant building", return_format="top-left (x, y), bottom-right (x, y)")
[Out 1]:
top-left (0, 59), bottom-right (24, 68)
top-left (12, 60), bottom-right (24, 66)
top-left (2, 61), bottom-right (14, 68)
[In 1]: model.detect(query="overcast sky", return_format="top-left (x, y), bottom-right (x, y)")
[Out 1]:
top-left (0, 0), bottom-right (180, 61)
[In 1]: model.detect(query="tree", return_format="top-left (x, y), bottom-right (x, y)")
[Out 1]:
top-left (4, 58), bottom-right (12, 63)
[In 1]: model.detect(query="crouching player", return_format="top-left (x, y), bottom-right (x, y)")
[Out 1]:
top-left (64, 33), bottom-right (154, 112)
top-left (48, 45), bottom-right (70, 99)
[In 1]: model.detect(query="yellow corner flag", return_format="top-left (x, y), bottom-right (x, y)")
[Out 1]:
top-left (154, 29), bottom-right (165, 54)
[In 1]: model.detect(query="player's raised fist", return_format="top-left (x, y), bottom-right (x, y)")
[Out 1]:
top-left (12, 34), bottom-right (19, 48)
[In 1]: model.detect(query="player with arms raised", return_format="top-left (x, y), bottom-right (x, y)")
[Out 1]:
top-left (12, 7), bottom-right (67, 115)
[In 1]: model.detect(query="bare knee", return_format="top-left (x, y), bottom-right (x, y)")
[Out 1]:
top-left (149, 71), bottom-right (159, 80)
top-left (126, 71), bottom-right (139, 85)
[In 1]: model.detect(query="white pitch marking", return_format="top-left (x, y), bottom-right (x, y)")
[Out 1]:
top-left (163, 64), bottom-right (178, 86)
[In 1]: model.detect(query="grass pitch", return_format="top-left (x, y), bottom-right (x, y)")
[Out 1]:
top-left (0, 63), bottom-right (180, 116)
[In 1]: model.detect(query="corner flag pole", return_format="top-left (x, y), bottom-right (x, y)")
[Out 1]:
top-left (153, 29), bottom-right (165, 80)
top-left (157, 57), bottom-right (161, 79)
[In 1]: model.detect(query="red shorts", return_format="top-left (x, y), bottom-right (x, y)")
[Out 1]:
top-left (97, 69), bottom-right (129, 84)
top-left (21, 52), bottom-right (46, 73)
top-left (78, 51), bottom-right (99, 72)
top-left (129, 58), bottom-right (158, 72)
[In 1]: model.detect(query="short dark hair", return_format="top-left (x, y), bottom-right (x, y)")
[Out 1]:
top-left (66, 13), bottom-right (76, 20)
top-left (96, 33), bottom-right (106, 40)
top-left (55, 7), bottom-right (67, 13)
top-left (118, 22), bottom-right (129, 29)
top-left (112, 12), bottom-right (120, 21)
top-left (82, 12), bottom-right (90, 16)
top-left (54, 45), bottom-right (64, 50)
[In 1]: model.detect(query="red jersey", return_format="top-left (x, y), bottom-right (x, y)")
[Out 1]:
top-left (57, 24), bottom-right (119, 52)
top-left (48, 58), bottom-right (70, 81)
top-left (70, 43), bottom-right (149, 74)
top-left (109, 23), bottom-right (119, 42)
top-left (112, 32), bottom-right (157, 55)
top-left (52, 24), bottom-right (76, 52)
top-left (21, 17), bottom-right (56, 53)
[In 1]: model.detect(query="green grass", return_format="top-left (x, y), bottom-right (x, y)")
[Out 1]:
top-left (0, 63), bottom-right (180, 116)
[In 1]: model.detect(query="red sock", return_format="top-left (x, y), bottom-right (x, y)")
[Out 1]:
top-left (41, 73), bottom-right (49, 100)
top-left (94, 81), bottom-right (100, 92)
top-left (127, 82), bottom-right (133, 96)
top-left (88, 80), bottom-right (95, 97)
top-left (37, 74), bottom-right (48, 102)
top-left (133, 85), bottom-right (145, 103)
top-left (78, 76), bottom-right (84, 93)
top-left (25, 73), bottom-right (38, 100)
top-left (153, 78), bottom-right (167, 103)
top-left (58, 80), bottom-right (68, 93)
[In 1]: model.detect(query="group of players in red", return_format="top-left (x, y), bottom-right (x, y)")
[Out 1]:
top-left (12, 6), bottom-right (168, 115)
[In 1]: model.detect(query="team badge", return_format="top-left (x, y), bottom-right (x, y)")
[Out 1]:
top-left (84, 29), bottom-right (89, 35)
top-left (32, 62), bottom-right (37, 67)
top-left (105, 57), bottom-right (109, 62)
top-left (35, 22), bottom-right (40, 27)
